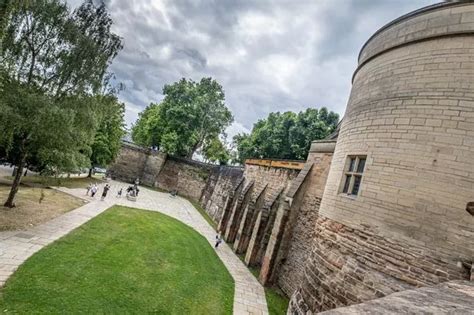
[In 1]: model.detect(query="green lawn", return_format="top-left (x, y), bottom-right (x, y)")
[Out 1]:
top-left (265, 288), bottom-right (289, 315)
top-left (0, 206), bottom-right (234, 314)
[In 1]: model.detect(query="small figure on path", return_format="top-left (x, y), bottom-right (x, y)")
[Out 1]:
top-left (215, 234), bottom-right (222, 249)
top-left (126, 185), bottom-right (137, 201)
top-left (86, 183), bottom-right (92, 196)
top-left (117, 188), bottom-right (123, 198)
top-left (90, 184), bottom-right (98, 197)
top-left (101, 184), bottom-right (110, 201)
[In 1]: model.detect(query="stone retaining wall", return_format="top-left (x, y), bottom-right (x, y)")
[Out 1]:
top-left (108, 142), bottom-right (166, 185)
top-left (155, 157), bottom-right (214, 200)
top-left (289, 217), bottom-right (470, 313)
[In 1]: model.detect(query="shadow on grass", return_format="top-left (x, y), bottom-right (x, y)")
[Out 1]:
top-left (3, 175), bottom-right (105, 189)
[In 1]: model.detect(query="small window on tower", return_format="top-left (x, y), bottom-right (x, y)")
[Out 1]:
top-left (340, 156), bottom-right (366, 197)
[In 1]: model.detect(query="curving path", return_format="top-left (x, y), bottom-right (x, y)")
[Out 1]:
top-left (0, 180), bottom-right (268, 315)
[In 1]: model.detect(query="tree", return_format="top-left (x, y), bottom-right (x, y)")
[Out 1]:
top-left (132, 78), bottom-right (233, 159)
top-left (89, 95), bottom-right (125, 177)
top-left (131, 103), bottom-right (162, 149)
top-left (202, 137), bottom-right (230, 165)
top-left (289, 107), bottom-right (339, 159)
top-left (0, 0), bottom-right (122, 207)
top-left (233, 107), bottom-right (339, 163)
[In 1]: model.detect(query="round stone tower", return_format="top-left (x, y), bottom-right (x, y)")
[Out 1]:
top-left (289, 2), bottom-right (474, 313)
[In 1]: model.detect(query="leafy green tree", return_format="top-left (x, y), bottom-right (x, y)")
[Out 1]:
top-left (289, 108), bottom-right (339, 159)
top-left (89, 95), bottom-right (125, 177)
top-left (233, 107), bottom-right (339, 163)
top-left (132, 77), bottom-right (233, 159)
top-left (0, 0), bottom-right (122, 207)
top-left (202, 137), bottom-right (230, 165)
top-left (131, 103), bottom-right (162, 148)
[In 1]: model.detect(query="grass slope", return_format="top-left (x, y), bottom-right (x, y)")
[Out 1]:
top-left (265, 288), bottom-right (290, 315)
top-left (0, 206), bottom-right (234, 314)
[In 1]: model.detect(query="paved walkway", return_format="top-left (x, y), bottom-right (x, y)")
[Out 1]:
top-left (0, 180), bottom-right (268, 315)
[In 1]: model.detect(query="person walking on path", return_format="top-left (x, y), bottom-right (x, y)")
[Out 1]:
top-left (117, 188), bottom-right (123, 198)
top-left (101, 184), bottom-right (110, 201)
top-left (90, 184), bottom-right (98, 197)
top-left (215, 234), bottom-right (222, 249)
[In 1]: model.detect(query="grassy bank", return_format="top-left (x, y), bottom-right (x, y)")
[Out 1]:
top-left (0, 206), bottom-right (234, 314)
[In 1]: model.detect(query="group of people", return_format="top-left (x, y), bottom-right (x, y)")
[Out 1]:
top-left (86, 178), bottom-right (141, 201)
top-left (86, 183), bottom-right (111, 200)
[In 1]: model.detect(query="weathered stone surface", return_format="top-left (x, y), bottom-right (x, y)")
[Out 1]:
top-left (201, 167), bottom-right (244, 225)
top-left (318, 281), bottom-right (474, 315)
top-left (244, 164), bottom-right (299, 199)
top-left (224, 180), bottom-right (254, 243)
top-left (108, 142), bottom-right (157, 184)
top-left (288, 217), bottom-right (469, 314)
top-left (245, 188), bottom-right (283, 266)
top-left (234, 185), bottom-right (267, 254)
top-left (276, 150), bottom-right (334, 296)
top-left (155, 156), bottom-right (215, 200)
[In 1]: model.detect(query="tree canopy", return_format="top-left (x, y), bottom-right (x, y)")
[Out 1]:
top-left (132, 77), bottom-right (233, 163)
top-left (233, 108), bottom-right (339, 163)
top-left (0, 0), bottom-right (123, 207)
top-left (90, 95), bottom-right (125, 173)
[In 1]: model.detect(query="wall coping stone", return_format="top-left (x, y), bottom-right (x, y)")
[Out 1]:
top-left (245, 158), bottom-right (305, 170)
top-left (310, 140), bottom-right (337, 153)
top-left (319, 281), bottom-right (474, 315)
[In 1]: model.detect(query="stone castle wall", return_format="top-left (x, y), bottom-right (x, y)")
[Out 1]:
top-left (277, 142), bottom-right (335, 297)
top-left (155, 156), bottom-right (215, 200)
top-left (108, 142), bottom-right (166, 185)
top-left (244, 163), bottom-right (300, 199)
top-left (200, 166), bottom-right (244, 223)
top-left (109, 144), bottom-right (244, 201)
top-left (290, 2), bottom-right (474, 313)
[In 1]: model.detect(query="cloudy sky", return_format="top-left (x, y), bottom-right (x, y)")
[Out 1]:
top-left (70, 0), bottom-right (438, 137)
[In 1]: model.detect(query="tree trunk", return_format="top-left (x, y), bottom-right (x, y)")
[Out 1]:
top-left (187, 141), bottom-right (201, 159)
top-left (4, 152), bottom-right (26, 208)
top-left (88, 168), bottom-right (93, 178)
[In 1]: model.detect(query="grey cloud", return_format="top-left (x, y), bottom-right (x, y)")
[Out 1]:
top-left (78, 0), bottom-right (439, 137)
